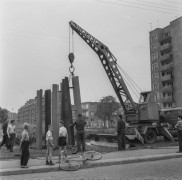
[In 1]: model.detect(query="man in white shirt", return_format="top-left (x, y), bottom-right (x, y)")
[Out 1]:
top-left (7, 120), bottom-right (16, 152)
top-left (58, 121), bottom-right (68, 162)
top-left (46, 124), bottom-right (54, 165)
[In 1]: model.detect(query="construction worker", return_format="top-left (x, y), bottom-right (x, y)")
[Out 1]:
top-left (117, 115), bottom-right (126, 151)
top-left (175, 115), bottom-right (182, 153)
top-left (70, 114), bottom-right (86, 153)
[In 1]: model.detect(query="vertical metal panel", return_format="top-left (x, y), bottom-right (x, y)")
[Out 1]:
top-left (36, 89), bottom-right (43, 150)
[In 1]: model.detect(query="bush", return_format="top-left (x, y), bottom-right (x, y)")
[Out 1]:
top-left (15, 135), bottom-right (21, 145)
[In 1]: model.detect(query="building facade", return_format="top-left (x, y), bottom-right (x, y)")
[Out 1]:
top-left (17, 99), bottom-right (37, 126)
top-left (7, 110), bottom-right (18, 122)
top-left (149, 17), bottom-right (182, 109)
top-left (81, 102), bottom-right (100, 128)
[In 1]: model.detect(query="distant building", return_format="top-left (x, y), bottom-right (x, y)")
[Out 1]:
top-left (81, 102), bottom-right (100, 128)
top-left (18, 98), bottom-right (122, 130)
top-left (149, 16), bottom-right (182, 109)
top-left (7, 110), bottom-right (18, 122)
top-left (17, 99), bottom-right (37, 126)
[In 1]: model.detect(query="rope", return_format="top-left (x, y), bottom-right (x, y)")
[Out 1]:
top-left (116, 64), bottom-right (141, 100)
top-left (117, 63), bottom-right (142, 93)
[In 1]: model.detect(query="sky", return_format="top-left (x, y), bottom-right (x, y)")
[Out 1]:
top-left (0, 0), bottom-right (182, 113)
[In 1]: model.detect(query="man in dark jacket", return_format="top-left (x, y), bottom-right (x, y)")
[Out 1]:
top-left (117, 115), bottom-right (126, 150)
top-left (175, 115), bottom-right (182, 153)
top-left (0, 119), bottom-right (9, 149)
top-left (70, 114), bottom-right (86, 153)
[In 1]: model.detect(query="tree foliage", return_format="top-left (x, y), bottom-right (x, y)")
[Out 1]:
top-left (0, 107), bottom-right (8, 124)
top-left (96, 95), bottom-right (120, 127)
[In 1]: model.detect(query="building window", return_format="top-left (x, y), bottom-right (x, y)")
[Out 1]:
top-left (154, 92), bottom-right (160, 101)
top-left (151, 35), bottom-right (157, 42)
top-left (157, 92), bottom-right (160, 100)
top-left (163, 102), bottom-right (172, 108)
top-left (152, 73), bottom-right (159, 79)
top-left (153, 83), bottom-right (159, 90)
top-left (164, 31), bottom-right (170, 38)
top-left (152, 63), bottom-right (158, 70)
top-left (151, 43), bottom-right (158, 50)
top-left (86, 111), bottom-right (89, 117)
top-left (151, 53), bottom-right (158, 61)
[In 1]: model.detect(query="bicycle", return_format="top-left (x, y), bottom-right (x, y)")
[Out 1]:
top-left (58, 149), bottom-right (81, 171)
top-left (58, 150), bottom-right (102, 171)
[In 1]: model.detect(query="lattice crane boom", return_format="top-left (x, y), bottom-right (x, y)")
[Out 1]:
top-left (69, 21), bottom-right (138, 115)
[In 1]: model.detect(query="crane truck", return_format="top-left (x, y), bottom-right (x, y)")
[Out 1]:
top-left (69, 21), bottom-right (174, 144)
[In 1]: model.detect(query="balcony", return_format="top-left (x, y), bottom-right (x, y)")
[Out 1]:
top-left (160, 43), bottom-right (172, 53)
top-left (160, 74), bottom-right (172, 82)
top-left (160, 85), bottom-right (173, 92)
top-left (160, 53), bottom-right (172, 62)
top-left (160, 63), bottom-right (173, 72)
top-left (159, 36), bottom-right (171, 44)
top-left (161, 96), bottom-right (173, 103)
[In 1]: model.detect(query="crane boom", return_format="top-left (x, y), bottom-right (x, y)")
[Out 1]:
top-left (68, 21), bottom-right (175, 144)
top-left (69, 21), bottom-right (138, 115)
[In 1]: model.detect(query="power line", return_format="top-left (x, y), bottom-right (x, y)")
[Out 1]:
top-left (117, 0), bottom-right (182, 12)
top-left (160, 0), bottom-right (182, 5)
top-left (95, 0), bottom-right (182, 15)
top-left (133, 0), bottom-right (182, 10)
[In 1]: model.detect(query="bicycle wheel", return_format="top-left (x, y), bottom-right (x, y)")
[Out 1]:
top-left (60, 160), bottom-right (80, 171)
top-left (66, 154), bottom-right (83, 161)
top-left (83, 151), bottom-right (102, 161)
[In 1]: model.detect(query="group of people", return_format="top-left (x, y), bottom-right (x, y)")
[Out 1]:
top-left (1, 113), bottom-right (87, 168)
top-left (116, 114), bottom-right (182, 153)
top-left (2, 113), bottom-right (182, 169)
top-left (45, 113), bottom-right (87, 167)
top-left (0, 119), bottom-right (16, 152)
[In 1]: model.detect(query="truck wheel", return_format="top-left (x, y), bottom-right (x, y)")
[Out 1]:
top-left (144, 129), bottom-right (157, 144)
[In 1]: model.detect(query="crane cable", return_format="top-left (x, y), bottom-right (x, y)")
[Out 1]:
top-left (68, 25), bottom-right (75, 79)
top-left (116, 63), bottom-right (142, 100)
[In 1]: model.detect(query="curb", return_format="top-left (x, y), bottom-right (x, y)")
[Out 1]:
top-left (1, 153), bottom-right (182, 176)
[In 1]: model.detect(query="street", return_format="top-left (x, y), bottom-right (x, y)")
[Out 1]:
top-left (1, 158), bottom-right (182, 180)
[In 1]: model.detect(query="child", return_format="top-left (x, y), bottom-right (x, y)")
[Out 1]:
top-left (58, 120), bottom-right (68, 163)
top-left (46, 124), bottom-right (54, 165)
top-left (20, 123), bottom-right (30, 168)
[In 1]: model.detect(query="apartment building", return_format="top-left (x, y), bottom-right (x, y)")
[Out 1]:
top-left (81, 102), bottom-right (101, 128)
top-left (149, 16), bottom-right (182, 109)
top-left (7, 110), bottom-right (18, 121)
top-left (17, 99), bottom-right (37, 126)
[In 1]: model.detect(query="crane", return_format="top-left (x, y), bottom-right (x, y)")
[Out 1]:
top-left (69, 21), bottom-right (174, 144)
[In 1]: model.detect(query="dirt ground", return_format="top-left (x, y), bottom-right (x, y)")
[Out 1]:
top-left (0, 138), bottom-right (178, 161)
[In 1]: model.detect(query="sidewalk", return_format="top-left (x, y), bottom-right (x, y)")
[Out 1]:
top-left (1, 145), bottom-right (182, 176)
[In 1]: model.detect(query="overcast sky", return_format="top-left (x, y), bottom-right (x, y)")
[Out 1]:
top-left (0, 0), bottom-right (182, 113)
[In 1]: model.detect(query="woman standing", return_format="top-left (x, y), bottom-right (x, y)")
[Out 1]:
top-left (7, 120), bottom-right (16, 152)
top-left (20, 123), bottom-right (30, 168)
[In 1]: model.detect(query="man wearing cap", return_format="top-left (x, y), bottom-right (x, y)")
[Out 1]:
top-left (117, 115), bottom-right (126, 151)
top-left (175, 115), bottom-right (182, 153)
top-left (70, 114), bottom-right (86, 153)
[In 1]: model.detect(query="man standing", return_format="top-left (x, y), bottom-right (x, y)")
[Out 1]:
top-left (70, 114), bottom-right (86, 153)
top-left (58, 120), bottom-right (68, 160)
top-left (117, 115), bottom-right (126, 151)
top-left (7, 120), bottom-right (16, 152)
top-left (0, 119), bottom-right (9, 150)
top-left (175, 115), bottom-right (182, 153)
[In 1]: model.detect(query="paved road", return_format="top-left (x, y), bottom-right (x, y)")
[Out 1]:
top-left (1, 158), bottom-right (182, 180)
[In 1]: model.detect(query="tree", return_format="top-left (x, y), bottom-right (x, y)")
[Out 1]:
top-left (96, 95), bottom-right (121, 127)
top-left (0, 107), bottom-right (8, 124)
